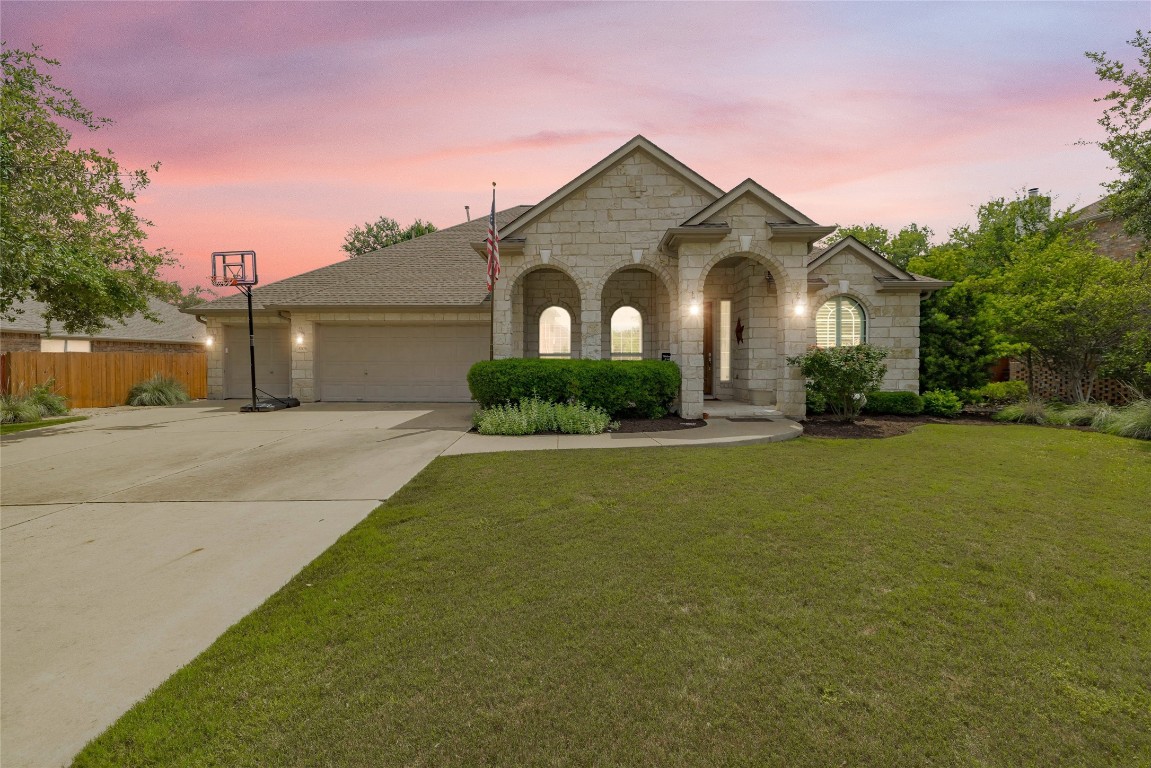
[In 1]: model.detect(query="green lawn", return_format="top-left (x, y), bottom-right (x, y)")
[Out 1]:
top-left (0, 415), bottom-right (86, 435)
top-left (75, 426), bottom-right (1150, 767)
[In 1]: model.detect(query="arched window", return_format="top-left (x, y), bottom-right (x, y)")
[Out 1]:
top-left (539, 306), bottom-right (571, 358)
top-left (815, 296), bottom-right (865, 347)
top-left (610, 306), bottom-right (643, 360)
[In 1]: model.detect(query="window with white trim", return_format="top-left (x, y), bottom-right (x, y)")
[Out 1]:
top-left (815, 297), bottom-right (865, 347)
top-left (539, 306), bottom-right (571, 358)
top-left (610, 306), bottom-right (642, 360)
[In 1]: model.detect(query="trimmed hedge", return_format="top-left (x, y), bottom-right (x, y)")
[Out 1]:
top-left (863, 390), bottom-right (924, 416)
top-left (467, 359), bottom-right (680, 418)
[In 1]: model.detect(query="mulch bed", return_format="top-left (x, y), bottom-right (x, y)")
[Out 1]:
top-left (612, 415), bottom-right (707, 433)
top-left (801, 412), bottom-right (1000, 439)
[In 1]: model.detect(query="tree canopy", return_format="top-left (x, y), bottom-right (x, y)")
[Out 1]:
top-left (1, 45), bottom-right (176, 334)
top-left (342, 217), bottom-right (437, 258)
top-left (832, 223), bottom-right (934, 270)
top-left (1086, 31), bottom-right (1150, 246)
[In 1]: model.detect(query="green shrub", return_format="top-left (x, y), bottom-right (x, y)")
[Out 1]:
top-left (993, 400), bottom-right (1051, 424)
top-left (473, 396), bottom-right (616, 435)
top-left (467, 359), bottom-right (679, 418)
top-left (1048, 402), bottom-right (1111, 427)
top-left (1098, 398), bottom-right (1151, 440)
top-left (805, 385), bottom-right (828, 415)
top-left (922, 389), bottom-right (963, 418)
top-left (787, 344), bottom-right (888, 422)
top-left (968, 381), bottom-right (1029, 406)
top-left (127, 375), bottom-right (191, 406)
top-left (863, 391), bottom-right (924, 416)
top-left (26, 378), bottom-right (69, 417)
top-left (1, 393), bottom-right (43, 424)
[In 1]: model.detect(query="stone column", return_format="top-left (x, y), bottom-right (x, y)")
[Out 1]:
top-left (493, 280), bottom-right (514, 359)
top-left (580, 293), bottom-right (601, 360)
top-left (774, 245), bottom-right (810, 420)
top-left (678, 261), bottom-right (705, 418)
top-left (290, 315), bottom-right (316, 402)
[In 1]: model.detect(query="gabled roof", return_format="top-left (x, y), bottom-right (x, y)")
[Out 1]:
top-left (500, 135), bottom-right (724, 239)
top-left (807, 236), bottom-right (915, 280)
top-left (2, 297), bottom-right (206, 343)
top-left (191, 207), bottom-right (532, 314)
top-left (1070, 197), bottom-right (1111, 225)
top-left (683, 178), bottom-right (816, 226)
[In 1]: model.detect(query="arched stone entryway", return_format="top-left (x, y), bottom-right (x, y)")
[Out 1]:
top-left (597, 264), bottom-right (676, 361)
top-left (508, 265), bottom-right (583, 358)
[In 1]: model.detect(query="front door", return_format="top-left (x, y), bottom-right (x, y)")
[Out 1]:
top-left (703, 300), bottom-right (714, 396)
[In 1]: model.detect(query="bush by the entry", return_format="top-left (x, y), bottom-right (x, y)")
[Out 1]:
top-left (467, 359), bottom-right (680, 418)
top-left (862, 390), bottom-right (924, 416)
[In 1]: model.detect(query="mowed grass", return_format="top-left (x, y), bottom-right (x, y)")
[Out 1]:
top-left (75, 426), bottom-right (1151, 767)
top-left (0, 415), bottom-right (86, 435)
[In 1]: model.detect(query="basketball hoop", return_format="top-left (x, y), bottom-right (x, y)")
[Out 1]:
top-left (210, 251), bottom-right (258, 288)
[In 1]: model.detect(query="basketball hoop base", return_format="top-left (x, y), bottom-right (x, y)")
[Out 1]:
top-left (240, 396), bottom-right (301, 413)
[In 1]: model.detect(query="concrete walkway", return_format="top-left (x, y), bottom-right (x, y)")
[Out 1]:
top-left (0, 402), bottom-right (800, 767)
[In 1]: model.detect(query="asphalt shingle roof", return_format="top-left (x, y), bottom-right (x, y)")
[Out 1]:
top-left (2, 297), bottom-right (206, 342)
top-left (193, 207), bottom-right (533, 314)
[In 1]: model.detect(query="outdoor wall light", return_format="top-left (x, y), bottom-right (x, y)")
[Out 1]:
top-left (689, 302), bottom-right (702, 316)
top-left (205, 336), bottom-right (214, 347)
top-left (296, 333), bottom-right (305, 345)
top-left (794, 299), bottom-right (807, 317)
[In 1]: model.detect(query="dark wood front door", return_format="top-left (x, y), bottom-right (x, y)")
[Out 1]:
top-left (703, 301), bottom-right (714, 396)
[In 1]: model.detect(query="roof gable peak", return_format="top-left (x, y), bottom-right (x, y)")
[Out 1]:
top-left (500, 135), bottom-right (723, 238)
top-left (683, 178), bottom-right (816, 226)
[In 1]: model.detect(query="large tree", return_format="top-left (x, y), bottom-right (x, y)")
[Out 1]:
top-left (832, 222), bottom-right (934, 270)
top-left (342, 217), bottom-right (436, 257)
top-left (1086, 31), bottom-right (1150, 247)
top-left (991, 232), bottom-right (1151, 401)
top-left (1, 46), bottom-right (175, 334)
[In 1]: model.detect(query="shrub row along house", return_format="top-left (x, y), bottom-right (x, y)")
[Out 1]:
top-left (189, 136), bottom-right (949, 418)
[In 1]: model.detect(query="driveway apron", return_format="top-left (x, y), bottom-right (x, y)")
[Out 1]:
top-left (0, 402), bottom-right (473, 768)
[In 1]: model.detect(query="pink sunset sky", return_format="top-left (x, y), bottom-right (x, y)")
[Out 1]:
top-left (3, 1), bottom-right (1145, 287)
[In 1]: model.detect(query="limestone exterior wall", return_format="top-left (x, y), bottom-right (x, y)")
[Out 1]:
top-left (494, 149), bottom-right (704, 362)
top-left (807, 250), bottom-right (923, 393)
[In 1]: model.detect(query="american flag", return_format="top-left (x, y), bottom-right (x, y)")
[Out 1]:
top-left (485, 187), bottom-right (500, 292)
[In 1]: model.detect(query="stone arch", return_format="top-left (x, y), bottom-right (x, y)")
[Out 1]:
top-left (698, 246), bottom-right (790, 296)
top-left (512, 263), bottom-right (584, 359)
top-left (500, 257), bottom-right (592, 303)
top-left (592, 259), bottom-right (679, 304)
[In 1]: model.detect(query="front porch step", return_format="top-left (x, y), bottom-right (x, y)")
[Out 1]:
top-left (701, 401), bottom-right (783, 419)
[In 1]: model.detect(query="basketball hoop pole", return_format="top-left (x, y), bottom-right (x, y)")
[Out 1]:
top-left (244, 284), bottom-right (257, 413)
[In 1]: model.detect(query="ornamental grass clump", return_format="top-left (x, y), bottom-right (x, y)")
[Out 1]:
top-left (1098, 398), bottom-right (1151, 440)
top-left (26, 378), bottom-right (69, 417)
top-left (1048, 401), bottom-right (1111, 427)
top-left (993, 399), bottom-right (1051, 424)
top-left (0, 393), bottom-right (44, 424)
top-left (127, 375), bottom-right (191, 406)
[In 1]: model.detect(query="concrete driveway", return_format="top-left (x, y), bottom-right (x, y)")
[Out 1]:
top-left (0, 402), bottom-right (475, 768)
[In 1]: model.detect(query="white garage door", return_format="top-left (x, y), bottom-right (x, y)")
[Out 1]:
top-left (316, 324), bottom-right (487, 402)
top-left (224, 325), bottom-right (292, 399)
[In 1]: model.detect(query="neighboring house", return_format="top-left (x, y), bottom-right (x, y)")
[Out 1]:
top-left (0, 297), bottom-right (208, 354)
top-left (1070, 196), bottom-right (1145, 262)
top-left (190, 136), bottom-right (948, 418)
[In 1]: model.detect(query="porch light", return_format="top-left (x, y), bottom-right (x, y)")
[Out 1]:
top-left (296, 333), bottom-right (305, 345)
top-left (205, 336), bottom-right (214, 347)
top-left (689, 302), bottom-right (702, 317)
top-left (794, 299), bottom-right (807, 317)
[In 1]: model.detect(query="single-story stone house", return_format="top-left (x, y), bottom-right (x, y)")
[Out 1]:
top-left (1, 297), bottom-right (207, 353)
top-left (190, 136), bottom-right (948, 418)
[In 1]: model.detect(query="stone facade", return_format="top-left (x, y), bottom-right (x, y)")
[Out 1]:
top-left (494, 145), bottom-right (937, 419)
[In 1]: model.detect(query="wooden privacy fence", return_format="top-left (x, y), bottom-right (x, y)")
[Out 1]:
top-left (1, 351), bottom-right (207, 408)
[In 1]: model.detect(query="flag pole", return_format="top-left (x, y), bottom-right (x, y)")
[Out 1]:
top-left (489, 181), bottom-right (496, 361)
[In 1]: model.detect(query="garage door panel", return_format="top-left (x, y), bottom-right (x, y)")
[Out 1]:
top-left (316, 324), bottom-right (486, 402)
top-left (224, 326), bottom-right (291, 399)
